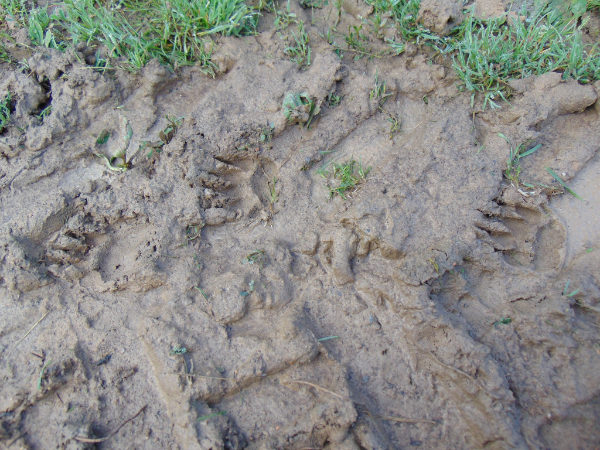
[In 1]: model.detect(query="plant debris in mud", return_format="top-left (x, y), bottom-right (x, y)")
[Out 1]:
top-left (282, 91), bottom-right (320, 127)
top-left (318, 159), bottom-right (370, 199)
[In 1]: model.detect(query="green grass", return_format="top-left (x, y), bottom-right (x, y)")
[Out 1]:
top-left (499, 133), bottom-right (541, 187)
top-left (546, 168), bottom-right (582, 199)
top-left (361, 0), bottom-right (600, 109)
top-left (6, 0), bottom-right (261, 73)
top-left (318, 159), bottom-right (370, 199)
top-left (453, 5), bottom-right (600, 108)
top-left (284, 21), bottom-right (311, 68)
top-left (369, 72), bottom-right (392, 106)
top-left (28, 7), bottom-right (63, 49)
top-left (0, 92), bottom-right (11, 132)
top-left (0, 0), bottom-right (26, 25)
top-left (365, 0), bottom-right (447, 50)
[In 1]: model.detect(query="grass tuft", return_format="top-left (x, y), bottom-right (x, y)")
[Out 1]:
top-left (499, 133), bottom-right (541, 187)
top-left (318, 159), bottom-right (370, 199)
top-left (10, 0), bottom-right (261, 72)
top-left (284, 21), bottom-right (311, 68)
top-left (453, 6), bottom-right (600, 109)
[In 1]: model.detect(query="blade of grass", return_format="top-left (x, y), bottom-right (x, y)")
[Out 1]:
top-left (546, 168), bottom-right (582, 199)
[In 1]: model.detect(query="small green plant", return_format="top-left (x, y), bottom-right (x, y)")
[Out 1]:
top-left (318, 159), bottom-right (370, 199)
top-left (0, 92), bottom-right (11, 132)
top-left (499, 133), bottom-right (541, 187)
top-left (326, 91), bottom-right (341, 107)
top-left (259, 124), bottom-right (274, 143)
top-left (345, 24), bottom-right (370, 60)
top-left (170, 345), bottom-right (188, 355)
top-left (282, 91), bottom-right (320, 127)
top-left (385, 111), bottom-right (401, 139)
top-left (274, 2), bottom-right (297, 30)
top-left (369, 12), bottom-right (387, 39)
top-left (370, 72), bottom-right (392, 106)
top-left (284, 21), bottom-right (311, 68)
top-left (429, 257), bottom-right (440, 273)
top-left (159, 115), bottom-right (183, 144)
top-left (37, 359), bottom-right (53, 391)
top-left (195, 286), bottom-right (209, 300)
top-left (365, 0), bottom-right (445, 47)
top-left (0, 43), bottom-right (10, 63)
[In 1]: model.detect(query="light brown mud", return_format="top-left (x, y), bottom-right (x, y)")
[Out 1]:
top-left (1, 2), bottom-right (600, 448)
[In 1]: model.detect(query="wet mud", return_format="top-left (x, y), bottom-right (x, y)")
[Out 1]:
top-left (1, 2), bottom-right (600, 448)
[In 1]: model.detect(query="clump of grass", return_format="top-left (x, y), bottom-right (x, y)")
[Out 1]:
top-left (499, 133), bottom-right (541, 187)
top-left (0, 92), bottom-right (11, 132)
top-left (0, 0), bottom-right (26, 25)
top-left (369, 72), bottom-right (392, 107)
top-left (17, 0), bottom-right (261, 72)
top-left (453, 5), bottom-right (600, 108)
top-left (364, 0), bottom-right (447, 51)
top-left (284, 21), bottom-right (311, 68)
top-left (273, 1), bottom-right (297, 30)
top-left (318, 159), bottom-right (371, 199)
top-left (345, 25), bottom-right (370, 60)
top-left (370, 73), bottom-right (400, 138)
top-left (28, 7), bottom-right (63, 49)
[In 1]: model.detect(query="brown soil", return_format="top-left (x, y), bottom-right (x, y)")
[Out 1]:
top-left (1, 2), bottom-right (600, 449)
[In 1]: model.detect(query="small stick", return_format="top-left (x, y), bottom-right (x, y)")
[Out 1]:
top-left (427, 351), bottom-right (476, 382)
top-left (377, 415), bottom-right (438, 425)
top-left (74, 405), bottom-right (147, 444)
top-left (16, 310), bottom-right (50, 346)
top-left (284, 380), bottom-right (344, 400)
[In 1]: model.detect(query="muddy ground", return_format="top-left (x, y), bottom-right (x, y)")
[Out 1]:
top-left (1, 1), bottom-right (600, 448)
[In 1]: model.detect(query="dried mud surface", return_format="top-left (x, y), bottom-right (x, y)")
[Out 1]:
top-left (1, 3), bottom-right (600, 449)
